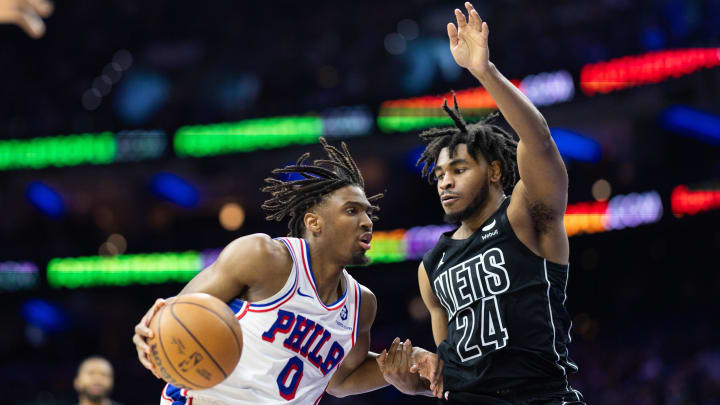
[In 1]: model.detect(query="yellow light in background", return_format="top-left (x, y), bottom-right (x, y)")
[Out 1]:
top-left (219, 203), bottom-right (245, 231)
top-left (592, 179), bottom-right (612, 201)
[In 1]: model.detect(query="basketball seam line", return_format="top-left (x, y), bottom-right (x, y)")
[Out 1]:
top-left (158, 305), bottom-right (213, 390)
top-left (174, 301), bottom-right (243, 362)
top-left (169, 302), bottom-right (234, 378)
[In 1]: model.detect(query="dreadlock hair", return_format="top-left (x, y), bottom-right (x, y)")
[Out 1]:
top-left (416, 92), bottom-right (519, 193)
top-left (261, 137), bottom-right (382, 237)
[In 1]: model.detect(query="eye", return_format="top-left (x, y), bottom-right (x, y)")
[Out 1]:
top-left (455, 168), bottom-right (466, 174)
top-left (346, 208), bottom-right (356, 214)
top-left (436, 173), bottom-right (445, 181)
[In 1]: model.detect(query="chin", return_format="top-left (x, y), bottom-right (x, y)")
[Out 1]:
top-left (350, 251), bottom-right (371, 266)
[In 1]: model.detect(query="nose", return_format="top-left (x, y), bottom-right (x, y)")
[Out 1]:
top-left (439, 173), bottom-right (454, 191)
top-left (360, 211), bottom-right (373, 231)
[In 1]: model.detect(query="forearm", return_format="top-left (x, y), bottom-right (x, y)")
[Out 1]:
top-left (328, 352), bottom-right (388, 397)
top-left (471, 63), bottom-right (552, 150)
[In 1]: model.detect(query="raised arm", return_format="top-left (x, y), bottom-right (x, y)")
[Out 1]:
top-left (448, 2), bottom-right (568, 215)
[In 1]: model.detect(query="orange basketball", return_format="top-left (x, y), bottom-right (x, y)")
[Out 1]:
top-left (147, 293), bottom-right (243, 390)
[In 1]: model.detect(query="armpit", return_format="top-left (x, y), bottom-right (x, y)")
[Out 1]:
top-left (529, 202), bottom-right (555, 234)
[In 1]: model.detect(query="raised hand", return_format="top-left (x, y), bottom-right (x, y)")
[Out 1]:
top-left (447, 2), bottom-right (490, 77)
top-left (0, 0), bottom-right (53, 38)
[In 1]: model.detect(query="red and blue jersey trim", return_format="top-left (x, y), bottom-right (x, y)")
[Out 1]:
top-left (246, 237), bottom-right (299, 313)
top-left (351, 281), bottom-right (361, 346)
top-left (300, 239), bottom-right (348, 311)
top-left (162, 384), bottom-right (193, 405)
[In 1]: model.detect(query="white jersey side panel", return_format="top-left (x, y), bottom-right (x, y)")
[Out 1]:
top-left (180, 237), bottom-right (362, 405)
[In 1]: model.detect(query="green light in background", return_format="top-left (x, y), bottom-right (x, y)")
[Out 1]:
top-left (377, 115), bottom-right (454, 133)
top-left (0, 133), bottom-right (116, 171)
top-left (47, 251), bottom-right (202, 288)
top-left (174, 117), bottom-right (323, 157)
top-left (377, 109), bottom-right (493, 133)
top-left (366, 230), bottom-right (408, 264)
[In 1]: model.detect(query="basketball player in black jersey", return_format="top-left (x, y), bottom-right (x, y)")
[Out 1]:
top-left (411, 3), bottom-right (585, 404)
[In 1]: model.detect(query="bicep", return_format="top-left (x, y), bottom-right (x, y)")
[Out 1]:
top-left (515, 138), bottom-right (568, 214)
top-left (418, 264), bottom-right (448, 346)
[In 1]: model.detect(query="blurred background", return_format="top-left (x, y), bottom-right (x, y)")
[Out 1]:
top-left (1, 0), bottom-right (719, 403)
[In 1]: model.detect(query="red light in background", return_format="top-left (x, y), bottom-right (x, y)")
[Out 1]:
top-left (580, 48), bottom-right (720, 96)
top-left (671, 185), bottom-right (720, 217)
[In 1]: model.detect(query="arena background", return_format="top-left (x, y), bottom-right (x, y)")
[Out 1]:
top-left (1, 0), bottom-right (719, 403)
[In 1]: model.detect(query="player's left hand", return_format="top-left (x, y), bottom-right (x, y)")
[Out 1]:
top-left (447, 2), bottom-right (490, 77)
top-left (376, 338), bottom-right (425, 395)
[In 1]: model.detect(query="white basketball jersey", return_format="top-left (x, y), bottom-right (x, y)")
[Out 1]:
top-left (185, 237), bottom-right (362, 405)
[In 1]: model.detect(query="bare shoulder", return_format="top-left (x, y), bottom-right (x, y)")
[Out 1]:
top-left (357, 284), bottom-right (377, 332)
top-left (218, 233), bottom-right (293, 279)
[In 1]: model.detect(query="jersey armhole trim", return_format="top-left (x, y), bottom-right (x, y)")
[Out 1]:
top-left (351, 281), bottom-right (361, 346)
top-left (247, 237), bottom-right (299, 312)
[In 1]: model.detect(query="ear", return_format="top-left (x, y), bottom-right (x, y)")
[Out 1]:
top-left (73, 376), bottom-right (80, 391)
top-left (488, 160), bottom-right (502, 184)
top-left (304, 211), bottom-right (323, 234)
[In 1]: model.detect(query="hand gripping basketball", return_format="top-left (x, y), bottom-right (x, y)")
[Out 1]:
top-left (133, 297), bottom-right (168, 379)
top-left (138, 293), bottom-right (244, 390)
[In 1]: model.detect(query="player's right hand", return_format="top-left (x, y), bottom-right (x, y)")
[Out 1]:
top-left (0, 0), bottom-right (54, 38)
top-left (132, 298), bottom-right (167, 379)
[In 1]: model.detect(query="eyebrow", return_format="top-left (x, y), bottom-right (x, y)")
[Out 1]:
top-left (434, 158), bottom-right (470, 173)
top-left (343, 200), bottom-right (374, 211)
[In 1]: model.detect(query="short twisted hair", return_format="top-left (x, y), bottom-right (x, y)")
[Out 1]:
top-left (416, 93), bottom-right (518, 193)
top-left (262, 137), bottom-right (382, 237)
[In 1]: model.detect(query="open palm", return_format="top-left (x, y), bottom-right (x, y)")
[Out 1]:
top-left (448, 2), bottom-right (490, 75)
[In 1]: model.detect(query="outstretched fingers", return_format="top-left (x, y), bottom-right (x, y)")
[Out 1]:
top-left (465, 2), bottom-right (482, 29)
top-left (454, 8), bottom-right (467, 28)
top-left (447, 22), bottom-right (459, 46)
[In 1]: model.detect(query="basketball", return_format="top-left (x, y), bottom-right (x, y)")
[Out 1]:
top-left (147, 293), bottom-right (243, 391)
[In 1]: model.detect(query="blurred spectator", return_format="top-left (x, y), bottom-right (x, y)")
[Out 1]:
top-left (74, 356), bottom-right (123, 405)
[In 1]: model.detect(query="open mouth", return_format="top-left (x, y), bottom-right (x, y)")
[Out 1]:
top-left (358, 232), bottom-right (372, 251)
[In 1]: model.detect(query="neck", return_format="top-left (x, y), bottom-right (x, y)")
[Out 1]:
top-left (455, 190), bottom-right (505, 239)
top-left (305, 238), bottom-right (345, 305)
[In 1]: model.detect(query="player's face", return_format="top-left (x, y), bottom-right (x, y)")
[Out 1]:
top-left (320, 185), bottom-right (374, 266)
top-left (74, 358), bottom-right (114, 401)
top-left (434, 144), bottom-right (491, 223)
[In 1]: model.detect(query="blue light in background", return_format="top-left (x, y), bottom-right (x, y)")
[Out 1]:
top-left (21, 299), bottom-right (67, 333)
top-left (405, 145), bottom-right (427, 174)
top-left (150, 172), bottom-right (199, 207)
top-left (661, 106), bottom-right (720, 146)
top-left (26, 182), bottom-right (65, 218)
top-left (114, 70), bottom-right (169, 125)
top-left (550, 128), bottom-right (603, 163)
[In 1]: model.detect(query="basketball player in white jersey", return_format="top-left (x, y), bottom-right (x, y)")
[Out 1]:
top-left (132, 138), bottom-right (439, 404)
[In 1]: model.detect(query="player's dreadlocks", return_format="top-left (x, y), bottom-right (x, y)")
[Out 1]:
top-left (262, 137), bottom-right (382, 237)
top-left (416, 93), bottom-right (518, 193)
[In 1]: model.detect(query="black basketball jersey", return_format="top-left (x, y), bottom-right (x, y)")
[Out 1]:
top-left (423, 197), bottom-right (578, 396)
